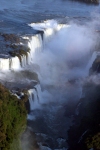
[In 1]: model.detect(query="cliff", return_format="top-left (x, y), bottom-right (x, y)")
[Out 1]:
top-left (0, 83), bottom-right (28, 150)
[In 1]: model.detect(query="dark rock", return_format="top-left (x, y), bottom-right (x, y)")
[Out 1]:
top-left (90, 55), bottom-right (100, 74)
top-left (68, 83), bottom-right (100, 150)
top-left (1, 33), bottom-right (20, 43)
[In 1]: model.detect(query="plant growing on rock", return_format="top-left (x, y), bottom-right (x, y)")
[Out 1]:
top-left (0, 84), bottom-right (27, 150)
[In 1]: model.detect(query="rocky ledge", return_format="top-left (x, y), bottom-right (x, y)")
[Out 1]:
top-left (0, 33), bottom-right (30, 58)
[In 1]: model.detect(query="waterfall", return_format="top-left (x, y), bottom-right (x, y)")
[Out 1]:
top-left (0, 21), bottom-right (95, 74)
top-left (0, 22), bottom-right (69, 71)
top-left (28, 89), bottom-right (36, 111)
top-left (10, 56), bottom-right (21, 70)
top-left (28, 84), bottom-right (42, 111)
top-left (56, 24), bottom-right (68, 31)
top-left (21, 55), bottom-right (27, 67)
top-left (43, 24), bottom-right (69, 45)
top-left (43, 28), bottom-right (55, 44)
top-left (86, 51), bottom-right (97, 73)
top-left (0, 33), bottom-right (43, 70)
top-left (35, 84), bottom-right (42, 101)
top-left (28, 34), bottom-right (43, 64)
top-left (28, 20), bottom-right (69, 47)
top-left (27, 52), bottom-right (30, 65)
top-left (0, 56), bottom-right (21, 71)
top-left (43, 24), bottom-right (69, 40)
top-left (0, 58), bottom-right (9, 70)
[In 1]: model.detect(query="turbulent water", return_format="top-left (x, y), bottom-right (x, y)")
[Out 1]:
top-left (0, 0), bottom-right (100, 150)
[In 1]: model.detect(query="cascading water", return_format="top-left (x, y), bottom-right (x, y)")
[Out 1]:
top-left (10, 56), bottom-right (21, 70)
top-left (0, 56), bottom-right (21, 70)
top-left (28, 84), bottom-right (42, 112)
top-left (0, 34), bottom-right (43, 71)
top-left (0, 58), bottom-right (10, 70)
top-left (21, 55), bottom-right (27, 67)
top-left (0, 18), bottom-right (98, 150)
top-left (0, 21), bottom-right (68, 71)
top-left (25, 20), bottom-right (98, 149)
top-left (0, 0), bottom-right (100, 149)
top-left (28, 34), bottom-right (43, 64)
top-left (29, 20), bottom-right (69, 47)
top-left (86, 51), bottom-right (97, 73)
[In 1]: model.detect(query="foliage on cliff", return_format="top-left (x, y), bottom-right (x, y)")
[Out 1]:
top-left (85, 132), bottom-right (100, 150)
top-left (0, 84), bottom-right (27, 150)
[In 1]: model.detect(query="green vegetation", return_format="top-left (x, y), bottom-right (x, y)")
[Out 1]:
top-left (0, 84), bottom-right (27, 150)
top-left (85, 132), bottom-right (100, 150)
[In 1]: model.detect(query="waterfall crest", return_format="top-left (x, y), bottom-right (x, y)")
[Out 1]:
top-left (0, 21), bottom-right (70, 71)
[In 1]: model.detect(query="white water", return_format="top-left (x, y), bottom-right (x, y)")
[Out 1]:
top-left (25, 22), bottom-right (98, 150)
top-left (28, 34), bottom-right (43, 64)
top-left (86, 51), bottom-right (97, 73)
top-left (28, 88), bottom-right (39, 111)
top-left (0, 19), bottom-right (98, 149)
top-left (0, 56), bottom-right (21, 70)
top-left (29, 20), bottom-right (70, 46)
top-left (26, 20), bottom-right (98, 107)
top-left (0, 21), bottom-right (70, 71)
top-left (0, 58), bottom-right (9, 70)
top-left (28, 20), bottom-right (58, 31)
top-left (28, 84), bottom-right (43, 111)
top-left (0, 34), bottom-right (43, 70)
top-left (0, 20), bottom-right (97, 111)
top-left (21, 55), bottom-right (27, 67)
top-left (10, 56), bottom-right (21, 70)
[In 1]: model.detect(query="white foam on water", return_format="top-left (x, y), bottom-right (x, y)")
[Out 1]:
top-left (28, 20), bottom-right (58, 31)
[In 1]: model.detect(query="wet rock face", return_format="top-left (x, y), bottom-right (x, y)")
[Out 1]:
top-left (0, 33), bottom-right (29, 56)
top-left (90, 55), bottom-right (100, 74)
top-left (67, 83), bottom-right (100, 150)
top-left (1, 34), bottom-right (20, 43)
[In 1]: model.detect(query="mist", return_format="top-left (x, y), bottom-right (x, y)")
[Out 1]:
top-left (0, 19), bottom-right (98, 107)
top-left (21, 20), bottom-right (98, 127)
top-left (22, 18), bottom-right (100, 150)
top-left (30, 20), bottom-right (97, 85)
